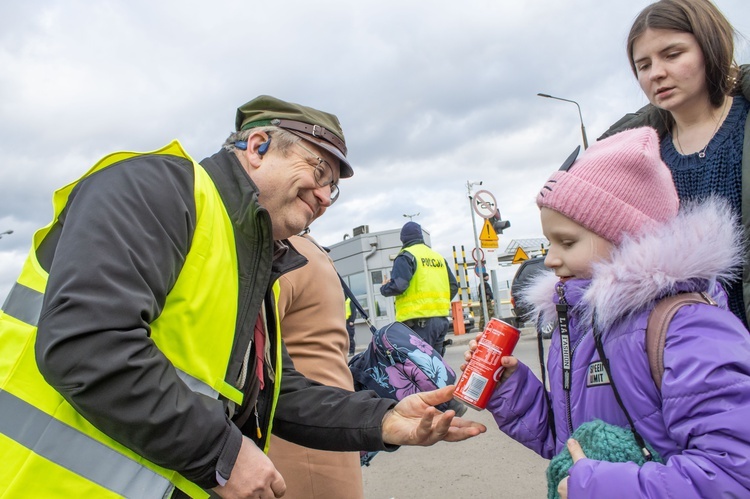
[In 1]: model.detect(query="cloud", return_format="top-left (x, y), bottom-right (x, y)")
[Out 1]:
top-left (1, 0), bottom-right (749, 300)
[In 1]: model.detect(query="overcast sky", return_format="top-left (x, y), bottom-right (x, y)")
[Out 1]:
top-left (1, 0), bottom-right (749, 299)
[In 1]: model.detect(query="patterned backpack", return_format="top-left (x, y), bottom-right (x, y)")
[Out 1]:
top-left (340, 277), bottom-right (464, 465)
top-left (347, 321), bottom-right (457, 408)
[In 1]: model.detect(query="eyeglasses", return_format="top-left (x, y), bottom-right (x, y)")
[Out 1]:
top-left (295, 142), bottom-right (340, 204)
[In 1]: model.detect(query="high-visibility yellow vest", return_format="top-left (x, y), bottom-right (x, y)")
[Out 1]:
top-left (344, 297), bottom-right (352, 319)
top-left (0, 141), bottom-right (282, 499)
top-left (394, 244), bottom-right (451, 322)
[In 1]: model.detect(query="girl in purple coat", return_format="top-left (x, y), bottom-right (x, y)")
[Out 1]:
top-left (467, 127), bottom-right (750, 498)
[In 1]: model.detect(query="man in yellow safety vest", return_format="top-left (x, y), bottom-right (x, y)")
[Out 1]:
top-left (0, 96), bottom-right (485, 499)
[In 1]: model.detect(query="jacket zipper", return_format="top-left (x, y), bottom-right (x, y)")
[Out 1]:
top-left (254, 402), bottom-right (262, 439)
top-left (556, 282), bottom-right (575, 436)
top-left (380, 323), bottom-right (401, 366)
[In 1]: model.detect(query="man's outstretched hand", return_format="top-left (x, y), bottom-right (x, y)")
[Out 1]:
top-left (381, 385), bottom-right (486, 446)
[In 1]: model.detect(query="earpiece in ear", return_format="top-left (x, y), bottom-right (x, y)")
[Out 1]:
top-left (234, 141), bottom-right (248, 150)
top-left (258, 136), bottom-right (272, 156)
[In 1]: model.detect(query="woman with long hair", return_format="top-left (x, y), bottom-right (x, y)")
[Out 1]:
top-left (601, 0), bottom-right (750, 329)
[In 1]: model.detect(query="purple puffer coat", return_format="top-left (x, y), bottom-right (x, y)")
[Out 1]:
top-left (488, 199), bottom-right (750, 498)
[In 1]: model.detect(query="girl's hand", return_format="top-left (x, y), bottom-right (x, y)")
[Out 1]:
top-left (460, 332), bottom-right (519, 382)
top-left (459, 332), bottom-right (484, 371)
top-left (557, 439), bottom-right (586, 499)
top-left (498, 356), bottom-right (519, 382)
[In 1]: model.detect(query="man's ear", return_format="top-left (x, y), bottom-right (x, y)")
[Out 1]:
top-left (242, 131), bottom-right (271, 169)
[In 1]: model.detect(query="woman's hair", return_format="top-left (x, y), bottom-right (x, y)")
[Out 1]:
top-left (627, 0), bottom-right (738, 108)
top-left (222, 126), bottom-right (300, 153)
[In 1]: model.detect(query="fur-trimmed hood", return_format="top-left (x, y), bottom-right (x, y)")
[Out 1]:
top-left (521, 197), bottom-right (743, 331)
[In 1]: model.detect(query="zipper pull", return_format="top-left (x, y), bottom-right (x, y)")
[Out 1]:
top-left (556, 281), bottom-right (568, 308)
top-left (556, 282), bottom-right (569, 324)
top-left (254, 403), bottom-right (262, 439)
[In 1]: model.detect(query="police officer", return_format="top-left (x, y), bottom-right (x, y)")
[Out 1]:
top-left (380, 222), bottom-right (458, 355)
top-left (345, 295), bottom-right (357, 356)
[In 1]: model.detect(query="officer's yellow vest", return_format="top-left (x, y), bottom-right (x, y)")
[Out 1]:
top-left (0, 141), bottom-right (283, 499)
top-left (394, 244), bottom-right (451, 322)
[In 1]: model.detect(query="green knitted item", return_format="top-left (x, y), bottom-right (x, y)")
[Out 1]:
top-left (546, 420), bottom-right (664, 499)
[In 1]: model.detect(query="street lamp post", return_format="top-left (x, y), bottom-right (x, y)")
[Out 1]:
top-left (537, 93), bottom-right (589, 149)
top-left (0, 230), bottom-right (13, 239)
top-left (402, 213), bottom-right (420, 221)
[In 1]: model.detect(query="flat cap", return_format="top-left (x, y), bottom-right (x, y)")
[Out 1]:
top-left (235, 95), bottom-right (353, 178)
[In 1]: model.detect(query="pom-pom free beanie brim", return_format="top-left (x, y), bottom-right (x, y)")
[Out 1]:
top-left (537, 127), bottom-right (679, 244)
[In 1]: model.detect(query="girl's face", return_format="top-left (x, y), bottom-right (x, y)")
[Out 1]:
top-left (541, 208), bottom-right (614, 281)
top-left (631, 28), bottom-right (709, 115)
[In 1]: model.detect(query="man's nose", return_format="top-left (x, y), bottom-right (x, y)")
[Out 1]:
top-left (312, 184), bottom-right (333, 207)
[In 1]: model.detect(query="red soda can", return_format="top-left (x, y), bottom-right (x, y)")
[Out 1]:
top-left (453, 318), bottom-right (520, 410)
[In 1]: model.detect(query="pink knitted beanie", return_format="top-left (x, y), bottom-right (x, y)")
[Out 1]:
top-left (536, 127), bottom-right (678, 244)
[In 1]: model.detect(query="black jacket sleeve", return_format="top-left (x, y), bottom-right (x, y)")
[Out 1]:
top-left (271, 343), bottom-right (398, 452)
top-left (380, 253), bottom-right (415, 297)
top-left (35, 154), bottom-right (236, 488)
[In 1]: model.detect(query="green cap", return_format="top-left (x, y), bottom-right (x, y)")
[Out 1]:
top-left (235, 95), bottom-right (353, 178)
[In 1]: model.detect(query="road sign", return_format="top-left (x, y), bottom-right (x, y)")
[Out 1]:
top-left (471, 247), bottom-right (484, 262)
top-left (479, 219), bottom-right (499, 251)
top-left (512, 247), bottom-right (530, 264)
top-left (474, 263), bottom-right (486, 277)
top-left (472, 190), bottom-right (498, 219)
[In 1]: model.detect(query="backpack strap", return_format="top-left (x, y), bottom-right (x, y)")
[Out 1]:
top-left (593, 319), bottom-right (653, 461)
top-left (338, 274), bottom-right (378, 334)
top-left (645, 292), bottom-right (717, 388)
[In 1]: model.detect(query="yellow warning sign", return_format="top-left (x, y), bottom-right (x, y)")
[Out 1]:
top-left (480, 219), bottom-right (498, 242)
top-left (479, 219), bottom-right (499, 248)
top-left (512, 247), bottom-right (530, 264)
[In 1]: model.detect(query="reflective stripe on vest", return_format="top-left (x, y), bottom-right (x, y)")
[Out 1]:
top-left (394, 244), bottom-right (451, 322)
top-left (2, 282), bottom-right (43, 327)
top-left (0, 389), bottom-right (172, 498)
